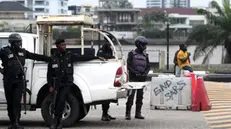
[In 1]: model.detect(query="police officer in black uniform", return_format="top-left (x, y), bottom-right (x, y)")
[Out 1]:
top-left (0, 33), bottom-right (50, 129)
top-left (97, 43), bottom-right (114, 59)
top-left (47, 39), bottom-right (101, 129)
top-left (97, 43), bottom-right (116, 121)
top-left (125, 36), bottom-right (150, 120)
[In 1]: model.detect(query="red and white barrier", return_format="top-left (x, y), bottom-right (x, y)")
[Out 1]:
top-left (185, 73), bottom-right (212, 111)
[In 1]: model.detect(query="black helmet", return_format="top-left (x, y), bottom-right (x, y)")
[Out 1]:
top-left (134, 36), bottom-right (148, 51)
top-left (9, 33), bottom-right (22, 44)
top-left (135, 36), bottom-right (148, 47)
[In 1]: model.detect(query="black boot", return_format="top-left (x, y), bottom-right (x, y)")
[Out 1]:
top-left (50, 117), bottom-right (58, 129)
top-left (135, 105), bottom-right (144, 119)
top-left (101, 113), bottom-right (110, 121)
top-left (125, 105), bottom-right (131, 120)
top-left (8, 116), bottom-right (14, 129)
top-left (8, 125), bottom-right (13, 129)
top-left (8, 124), bottom-right (13, 129)
top-left (14, 117), bottom-right (24, 129)
top-left (108, 114), bottom-right (116, 120)
top-left (56, 117), bottom-right (63, 129)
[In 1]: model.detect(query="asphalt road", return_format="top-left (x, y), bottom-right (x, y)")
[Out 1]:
top-left (0, 85), bottom-right (210, 129)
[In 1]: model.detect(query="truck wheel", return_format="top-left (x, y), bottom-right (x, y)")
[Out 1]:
top-left (41, 94), bottom-right (80, 127)
top-left (78, 105), bottom-right (90, 121)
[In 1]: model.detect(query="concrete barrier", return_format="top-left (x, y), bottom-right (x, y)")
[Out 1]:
top-left (150, 76), bottom-right (191, 110)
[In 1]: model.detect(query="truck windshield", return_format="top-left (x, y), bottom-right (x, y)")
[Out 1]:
top-left (0, 38), bottom-right (9, 49)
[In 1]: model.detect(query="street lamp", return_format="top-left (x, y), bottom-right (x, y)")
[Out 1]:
top-left (164, 10), bottom-right (170, 72)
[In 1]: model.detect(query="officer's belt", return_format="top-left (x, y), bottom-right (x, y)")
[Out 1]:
top-left (7, 74), bottom-right (23, 79)
top-left (11, 74), bottom-right (23, 79)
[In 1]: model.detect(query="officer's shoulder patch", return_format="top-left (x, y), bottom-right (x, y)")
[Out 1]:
top-left (52, 64), bottom-right (58, 68)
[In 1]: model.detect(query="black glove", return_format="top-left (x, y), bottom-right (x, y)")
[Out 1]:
top-left (136, 73), bottom-right (147, 77)
top-left (0, 68), bottom-right (4, 74)
top-left (136, 73), bottom-right (142, 76)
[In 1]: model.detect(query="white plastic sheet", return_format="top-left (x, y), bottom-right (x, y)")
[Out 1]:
top-left (123, 81), bottom-right (150, 90)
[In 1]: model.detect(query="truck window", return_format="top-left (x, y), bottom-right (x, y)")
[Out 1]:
top-left (0, 38), bottom-right (9, 49)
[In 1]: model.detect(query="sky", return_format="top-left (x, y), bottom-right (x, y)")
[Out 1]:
top-left (68, 0), bottom-right (223, 8)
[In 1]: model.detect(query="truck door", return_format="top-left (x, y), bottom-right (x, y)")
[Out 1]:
top-left (0, 37), bottom-right (9, 103)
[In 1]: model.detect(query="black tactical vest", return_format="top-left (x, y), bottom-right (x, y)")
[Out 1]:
top-left (131, 50), bottom-right (147, 73)
top-left (50, 52), bottom-right (74, 84)
top-left (2, 47), bottom-right (26, 76)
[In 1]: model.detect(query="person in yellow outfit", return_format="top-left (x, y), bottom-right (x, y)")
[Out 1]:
top-left (177, 44), bottom-right (193, 72)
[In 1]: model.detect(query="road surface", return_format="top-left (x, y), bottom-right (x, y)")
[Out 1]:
top-left (0, 82), bottom-right (210, 129)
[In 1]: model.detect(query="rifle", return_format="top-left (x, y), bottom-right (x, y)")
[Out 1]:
top-left (14, 54), bottom-right (30, 115)
top-left (51, 77), bottom-right (58, 124)
top-left (22, 67), bottom-right (29, 114)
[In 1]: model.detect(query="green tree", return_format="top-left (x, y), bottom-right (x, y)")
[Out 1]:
top-left (100, 0), bottom-right (133, 9)
top-left (0, 22), bottom-right (9, 31)
top-left (118, 0), bottom-right (133, 8)
top-left (186, 0), bottom-right (231, 64)
top-left (142, 11), bottom-right (169, 38)
top-left (143, 11), bottom-right (166, 24)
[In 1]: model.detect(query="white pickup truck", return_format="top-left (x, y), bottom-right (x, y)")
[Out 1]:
top-left (0, 15), bottom-right (148, 127)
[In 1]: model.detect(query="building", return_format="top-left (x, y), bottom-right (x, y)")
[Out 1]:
top-left (146, 0), bottom-right (163, 8)
top-left (139, 8), bottom-right (206, 39)
top-left (0, 1), bottom-right (35, 32)
top-left (169, 13), bottom-right (206, 38)
top-left (146, 0), bottom-right (190, 8)
top-left (96, 8), bottom-right (140, 31)
top-left (68, 5), bottom-right (94, 16)
top-left (34, 0), bottom-right (69, 18)
top-left (2, 0), bottom-right (69, 18)
top-left (95, 8), bottom-right (140, 40)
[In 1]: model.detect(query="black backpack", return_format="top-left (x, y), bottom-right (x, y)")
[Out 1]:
top-left (173, 50), bottom-right (180, 65)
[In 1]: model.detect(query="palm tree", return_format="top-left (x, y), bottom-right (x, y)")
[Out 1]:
top-left (118, 0), bottom-right (133, 8)
top-left (186, 0), bottom-right (231, 64)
